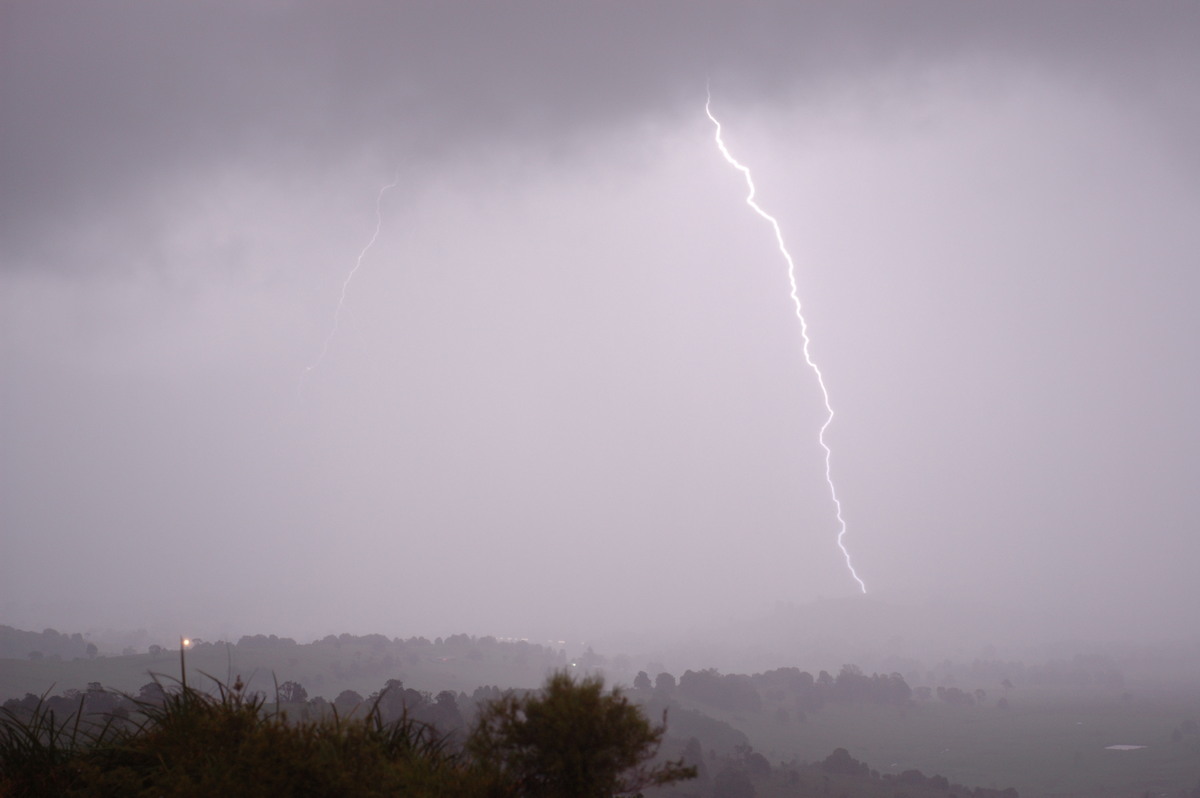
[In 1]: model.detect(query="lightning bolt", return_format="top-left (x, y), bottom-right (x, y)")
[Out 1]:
top-left (301, 170), bottom-right (400, 386)
top-left (705, 89), bottom-right (867, 594)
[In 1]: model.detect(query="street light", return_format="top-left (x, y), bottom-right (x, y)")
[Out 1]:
top-left (180, 636), bottom-right (193, 689)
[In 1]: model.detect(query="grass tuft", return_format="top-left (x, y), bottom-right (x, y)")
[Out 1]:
top-left (0, 676), bottom-right (504, 797)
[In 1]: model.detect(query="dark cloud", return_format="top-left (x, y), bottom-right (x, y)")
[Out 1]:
top-left (5, 1), bottom-right (1197, 270)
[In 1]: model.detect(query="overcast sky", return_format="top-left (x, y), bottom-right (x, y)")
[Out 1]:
top-left (2, 2), bottom-right (1198, 650)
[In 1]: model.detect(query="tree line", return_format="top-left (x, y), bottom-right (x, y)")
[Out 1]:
top-left (634, 664), bottom-right (913, 715)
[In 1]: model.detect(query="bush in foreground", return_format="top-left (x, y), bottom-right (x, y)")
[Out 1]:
top-left (470, 671), bottom-right (695, 798)
top-left (2, 677), bottom-right (494, 797)
top-left (0, 671), bottom-right (694, 798)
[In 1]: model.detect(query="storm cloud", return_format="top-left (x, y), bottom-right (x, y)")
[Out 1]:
top-left (2, 1), bottom-right (1198, 649)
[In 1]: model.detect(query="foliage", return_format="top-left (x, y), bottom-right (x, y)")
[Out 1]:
top-left (276, 680), bottom-right (308, 704)
top-left (675, 665), bottom-right (912, 716)
top-left (0, 690), bottom-right (121, 796)
top-left (467, 670), bottom-right (695, 798)
top-left (696, 745), bottom-right (1023, 798)
top-left (1, 671), bottom-right (699, 797)
top-left (0, 626), bottom-right (92, 661)
top-left (821, 746), bottom-right (868, 776)
top-left (0, 677), bottom-right (501, 797)
top-left (679, 669), bottom-right (762, 713)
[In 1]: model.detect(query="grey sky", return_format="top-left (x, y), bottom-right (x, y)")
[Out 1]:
top-left (2, 2), bottom-right (1198, 650)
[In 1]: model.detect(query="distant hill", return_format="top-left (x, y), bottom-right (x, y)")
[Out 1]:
top-left (0, 629), bottom-right (570, 703)
top-left (0, 624), bottom-right (93, 661)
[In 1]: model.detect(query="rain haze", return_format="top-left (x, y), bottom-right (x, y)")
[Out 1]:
top-left (2, 2), bottom-right (1199, 663)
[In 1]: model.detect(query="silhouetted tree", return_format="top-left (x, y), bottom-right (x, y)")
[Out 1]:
top-left (822, 747), bottom-right (869, 776)
top-left (468, 671), bottom-right (694, 797)
top-left (137, 682), bottom-right (166, 704)
top-left (578, 646), bottom-right (607, 669)
top-left (277, 681), bottom-right (308, 704)
top-left (679, 669), bottom-right (762, 713)
top-left (739, 746), bottom-right (771, 777)
top-left (371, 679), bottom-right (406, 722)
top-left (416, 690), bottom-right (465, 736)
top-left (654, 672), bottom-right (676, 695)
top-left (334, 689), bottom-right (365, 714)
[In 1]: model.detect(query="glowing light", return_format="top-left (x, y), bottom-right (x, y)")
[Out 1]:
top-left (182, 638), bottom-right (192, 648)
top-left (705, 88), bottom-right (867, 594)
top-left (302, 170), bottom-right (401, 384)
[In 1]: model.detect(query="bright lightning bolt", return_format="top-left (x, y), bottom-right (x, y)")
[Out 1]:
top-left (301, 171), bottom-right (400, 386)
top-left (705, 89), bottom-right (867, 594)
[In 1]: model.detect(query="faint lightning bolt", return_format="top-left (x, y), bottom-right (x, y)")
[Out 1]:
top-left (301, 171), bottom-right (400, 386)
top-left (705, 88), bottom-right (867, 594)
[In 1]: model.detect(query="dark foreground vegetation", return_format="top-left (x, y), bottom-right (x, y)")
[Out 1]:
top-left (0, 669), bottom-right (1033, 798)
top-left (6, 625), bottom-right (1199, 797)
top-left (0, 671), bottom-right (693, 798)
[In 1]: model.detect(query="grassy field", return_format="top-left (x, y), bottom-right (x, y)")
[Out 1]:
top-left (676, 686), bottom-right (1200, 797)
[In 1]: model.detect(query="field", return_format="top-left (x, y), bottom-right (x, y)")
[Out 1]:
top-left (680, 685), bottom-right (1200, 797)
